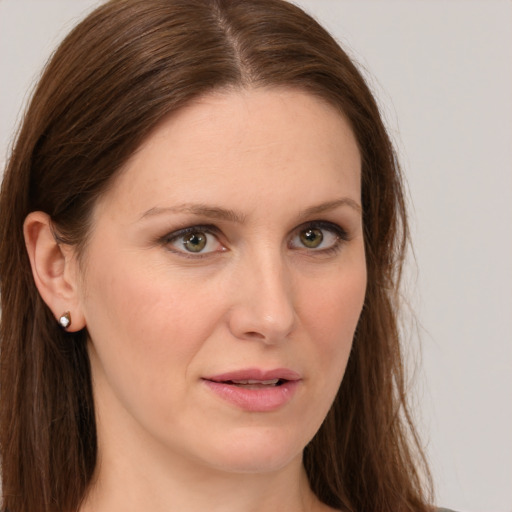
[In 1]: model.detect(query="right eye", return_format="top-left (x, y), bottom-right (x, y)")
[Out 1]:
top-left (163, 226), bottom-right (225, 256)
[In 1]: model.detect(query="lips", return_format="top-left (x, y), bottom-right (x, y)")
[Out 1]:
top-left (205, 368), bottom-right (301, 383)
top-left (202, 368), bottom-right (301, 412)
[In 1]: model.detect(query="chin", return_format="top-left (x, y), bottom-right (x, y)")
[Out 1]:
top-left (197, 426), bottom-right (309, 475)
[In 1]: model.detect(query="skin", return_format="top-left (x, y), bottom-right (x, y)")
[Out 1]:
top-left (25, 88), bottom-right (366, 512)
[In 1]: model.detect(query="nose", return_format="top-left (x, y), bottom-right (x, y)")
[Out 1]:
top-left (227, 251), bottom-right (296, 344)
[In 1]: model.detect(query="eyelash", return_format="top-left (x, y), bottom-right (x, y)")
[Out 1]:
top-left (160, 221), bottom-right (349, 258)
top-left (289, 221), bottom-right (349, 256)
top-left (160, 224), bottom-right (223, 259)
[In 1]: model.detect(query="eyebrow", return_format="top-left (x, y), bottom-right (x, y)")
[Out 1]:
top-left (139, 204), bottom-right (246, 223)
top-left (297, 198), bottom-right (362, 219)
top-left (139, 197), bottom-right (361, 224)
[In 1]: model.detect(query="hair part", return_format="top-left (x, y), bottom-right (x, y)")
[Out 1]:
top-left (0, 1), bottom-right (432, 511)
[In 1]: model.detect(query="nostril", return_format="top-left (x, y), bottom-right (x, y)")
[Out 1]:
top-left (244, 331), bottom-right (266, 339)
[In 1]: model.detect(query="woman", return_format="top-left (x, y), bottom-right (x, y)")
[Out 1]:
top-left (0, 1), bottom-right (435, 511)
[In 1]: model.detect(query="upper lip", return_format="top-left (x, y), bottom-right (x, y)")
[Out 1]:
top-left (203, 368), bottom-right (301, 383)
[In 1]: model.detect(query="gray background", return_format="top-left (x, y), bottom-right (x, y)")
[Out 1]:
top-left (1, 1), bottom-right (511, 511)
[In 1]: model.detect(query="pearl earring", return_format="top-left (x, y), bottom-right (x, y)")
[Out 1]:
top-left (58, 311), bottom-right (71, 329)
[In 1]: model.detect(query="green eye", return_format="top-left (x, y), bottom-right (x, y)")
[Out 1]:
top-left (299, 228), bottom-right (324, 248)
top-left (183, 232), bottom-right (207, 252)
top-left (164, 225), bottom-right (225, 257)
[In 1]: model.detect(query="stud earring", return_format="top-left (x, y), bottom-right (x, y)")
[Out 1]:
top-left (58, 311), bottom-right (71, 329)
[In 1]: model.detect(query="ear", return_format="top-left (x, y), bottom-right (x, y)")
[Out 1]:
top-left (23, 211), bottom-right (86, 332)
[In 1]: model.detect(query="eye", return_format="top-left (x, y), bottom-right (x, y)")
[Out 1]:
top-left (182, 232), bottom-right (208, 253)
top-left (289, 222), bottom-right (347, 253)
top-left (163, 226), bottom-right (225, 256)
top-left (299, 227), bottom-right (324, 248)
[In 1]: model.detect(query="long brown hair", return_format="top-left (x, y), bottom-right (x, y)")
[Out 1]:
top-left (0, 1), bottom-right (432, 511)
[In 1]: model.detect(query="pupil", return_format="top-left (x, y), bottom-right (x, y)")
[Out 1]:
top-left (184, 232), bottom-right (206, 252)
top-left (301, 228), bottom-right (323, 248)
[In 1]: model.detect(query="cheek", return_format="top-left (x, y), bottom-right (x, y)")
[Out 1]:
top-left (288, 258), bottom-right (366, 441)
top-left (81, 253), bottom-right (222, 384)
top-left (300, 258), bottom-right (367, 378)
top-left (304, 265), bottom-right (366, 340)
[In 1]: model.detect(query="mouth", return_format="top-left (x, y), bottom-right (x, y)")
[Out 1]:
top-left (204, 368), bottom-right (301, 386)
top-left (202, 368), bottom-right (301, 412)
top-left (209, 378), bottom-right (287, 389)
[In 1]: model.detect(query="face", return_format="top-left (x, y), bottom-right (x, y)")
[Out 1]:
top-left (78, 88), bottom-right (366, 475)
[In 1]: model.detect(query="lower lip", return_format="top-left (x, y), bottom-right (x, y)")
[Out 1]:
top-left (203, 380), bottom-right (300, 412)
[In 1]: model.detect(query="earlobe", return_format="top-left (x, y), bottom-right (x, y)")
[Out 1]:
top-left (23, 211), bottom-right (86, 332)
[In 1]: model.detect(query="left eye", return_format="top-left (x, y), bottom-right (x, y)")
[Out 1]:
top-left (165, 228), bottom-right (224, 255)
top-left (289, 223), bottom-right (344, 251)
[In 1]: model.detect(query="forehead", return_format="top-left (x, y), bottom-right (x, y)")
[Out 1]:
top-left (94, 87), bottom-right (361, 220)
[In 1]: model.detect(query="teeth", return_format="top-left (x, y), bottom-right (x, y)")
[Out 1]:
top-left (230, 379), bottom-right (280, 385)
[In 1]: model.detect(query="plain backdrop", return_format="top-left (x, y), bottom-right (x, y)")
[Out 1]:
top-left (0, 1), bottom-right (511, 511)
